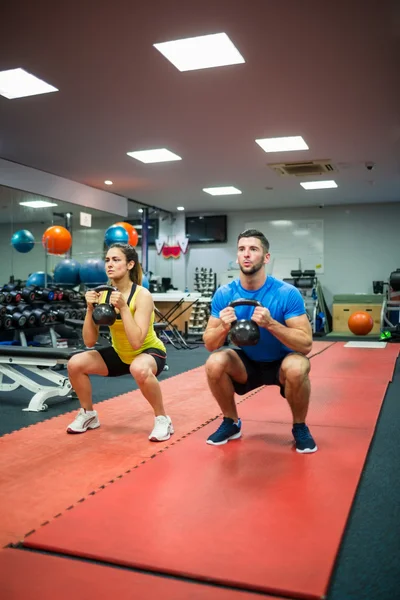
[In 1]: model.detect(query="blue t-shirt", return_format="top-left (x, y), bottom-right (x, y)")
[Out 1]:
top-left (211, 276), bottom-right (306, 362)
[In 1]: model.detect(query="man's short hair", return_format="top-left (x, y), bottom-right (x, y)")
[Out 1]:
top-left (237, 229), bottom-right (270, 253)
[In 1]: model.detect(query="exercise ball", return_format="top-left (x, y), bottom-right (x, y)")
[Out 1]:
top-left (79, 258), bottom-right (108, 288)
top-left (11, 229), bottom-right (35, 253)
top-left (104, 225), bottom-right (129, 247)
top-left (42, 226), bottom-right (72, 255)
top-left (26, 271), bottom-right (53, 287)
top-left (54, 259), bottom-right (81, 288)
top-left (114, 222), bottom-right (139, 247)
top-left (348, 311), bottom-right (374, 336)
top-left (141, 275), bottom-right (149, 289)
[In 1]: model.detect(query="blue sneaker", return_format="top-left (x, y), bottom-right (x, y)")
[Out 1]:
top-left (292, 423), bottom-right (318, 454)
top-left (207, 417), bottom-right (242, 446)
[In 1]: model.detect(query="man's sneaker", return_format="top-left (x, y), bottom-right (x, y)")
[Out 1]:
top-left (292, 423), bottom-right (318, 453)
top-left (67, 408), bottom-right (100, 434)
top-left (149, 415), bottom-right (174, 442)
top-left (207, 417), bottom-right (242, 446)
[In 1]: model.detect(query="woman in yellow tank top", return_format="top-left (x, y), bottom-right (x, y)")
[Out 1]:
top-left (66, 243), bottom-right (173, 442)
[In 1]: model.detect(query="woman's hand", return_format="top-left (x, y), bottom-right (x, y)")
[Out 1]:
top-left (85, 290), bottom-right (100, 308)
top-left (109, 291), bottom-right (128, 310)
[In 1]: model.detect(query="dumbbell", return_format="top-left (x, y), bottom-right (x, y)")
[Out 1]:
top-left (41, 304), bottom-right (57, 323)
top-left (0, 315), bottom-right (13, 330)
top-left (48, 286), bottom-right (64, 301)
top-left (48, 306), bottom-right (72, 323)
top-left (2, 288), bottom-right (21, 303)
top-left (6, 306), bottom-right (27, 328)
top-left (0, 289), bottom-right (13, 304)
top-left (26, 286), bottom-right (55, 301)
top-left (18, 303), bottom-right (48, 326)
top-left (60, 289), bottom-right (77, 302)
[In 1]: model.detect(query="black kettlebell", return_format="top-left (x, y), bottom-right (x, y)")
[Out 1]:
top-left (91, 285), bottom-right (117, 326)
top-left (229, 299), bottom-right (262, 346)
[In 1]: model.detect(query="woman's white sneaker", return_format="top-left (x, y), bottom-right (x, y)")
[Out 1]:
top-left (67, 408), bottom-right (100, 433)
top-left (149, 415), bottom-right (174, 442)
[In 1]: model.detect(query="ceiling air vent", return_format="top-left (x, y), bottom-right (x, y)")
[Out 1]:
top-left (268, 160), bottom-right (336, 177)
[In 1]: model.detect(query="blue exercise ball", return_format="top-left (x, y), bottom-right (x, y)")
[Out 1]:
top-left (141, 275), bottom-right (149, 289)
top-left (104, 225), bottom-right (129, 247)
top-left (26, 271), bottom-right (53, 287)
top-left (79, 258), bottom-right (108, 288)
top-left (11, 229), bottom-right (35, 253)
top-left (54, 259), bottom-right (81, 288)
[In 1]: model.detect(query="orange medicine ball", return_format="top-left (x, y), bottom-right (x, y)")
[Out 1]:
top-left (42, 226), bottom-right (72, 255)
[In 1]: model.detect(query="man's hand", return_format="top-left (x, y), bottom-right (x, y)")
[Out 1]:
top-left (251, 306), bottom-right (273, 329)
top-left (219, 306), bottom-right (237, 330)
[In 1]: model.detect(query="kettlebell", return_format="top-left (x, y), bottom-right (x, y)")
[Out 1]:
top-left (91, 285), bottom-right (117, 326)
top-left (229, 299), bottom-right (262, 346)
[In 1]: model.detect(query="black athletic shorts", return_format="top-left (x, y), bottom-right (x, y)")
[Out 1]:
top-left (97, 346), bottom-right (167, 378)
top-left (231, 349), bottom-right (286, 397)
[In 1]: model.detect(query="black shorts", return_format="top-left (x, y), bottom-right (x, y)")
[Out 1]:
top-left (97, 346), bottom-right (167, 378)
top-left (231, 349), bottom-right (286, 397)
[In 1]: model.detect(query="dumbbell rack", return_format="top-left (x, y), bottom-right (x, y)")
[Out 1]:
top-left (0, 284), bottom-right (86, 348)
top-left (186, 268), bottom-right (215, 338)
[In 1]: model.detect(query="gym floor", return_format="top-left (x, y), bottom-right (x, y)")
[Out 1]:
top-left (1, 339), bottom-right (399, 600)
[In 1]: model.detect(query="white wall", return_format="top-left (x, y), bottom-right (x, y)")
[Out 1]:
top-left (170, 203), bottom-right (400, 308)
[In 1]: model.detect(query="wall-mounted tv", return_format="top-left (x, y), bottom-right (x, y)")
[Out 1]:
top-left (185, 215), bottom-right (227, 244)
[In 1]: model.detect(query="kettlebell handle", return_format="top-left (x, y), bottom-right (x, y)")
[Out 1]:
top-left (92, 285), bottom-right (117, 303)
top-left (229, 298), bottom-right (262, 309)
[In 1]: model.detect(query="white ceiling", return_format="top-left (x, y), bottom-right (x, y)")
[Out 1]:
top-left (0, 0), bottom-right (399, 213)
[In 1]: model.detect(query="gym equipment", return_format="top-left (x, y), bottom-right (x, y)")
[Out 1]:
top-left (348, 311), bottom-right (374, 335)
top-left (79, 259), bottom-right (108, 287)
top-left (5, 306), bottom-right (27, 328)
top-left (229, 299), bottom-right (261, 346)
top-left (27, 286), bottom-right (55, 302)
top-left (18, 304), bottom-right (48, 326)
top-left (284, 270), bottom-right (330, 335)
top-left (3, 285), bottom-right (36, 303)
top-left (142, 275), bottom-right (149, 289)
top-left (0, 315), bottom-right (13, 329)
top-left (11, 229), bottom-right (35, 253)
top-left (104, 224), bottom-right (129, 247)
top-left (0, 345), bottom-right (83, 411)
top-left (380, 269), bottom-right (400, 338)
top-left (42, 225), bottom-right (72, 255)
top-left (26, 272), bottom-right (54, 287)
top-left (54, 259), bottom-right (81, 287)
top-left (91, 285), bottom-right (117, 326)
top-left (114, 222), bottom-right (139, 246)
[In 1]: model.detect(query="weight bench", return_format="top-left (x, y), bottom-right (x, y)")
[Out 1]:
top-left (0, 346), bottom-right (85, 413)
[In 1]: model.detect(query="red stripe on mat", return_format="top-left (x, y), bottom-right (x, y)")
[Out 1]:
top-left (22, 344), bottom-right (394, 600)
top-left (0, 549), bottom-right (277, 600)
top-left (0, 341), bottom-right (331, 548)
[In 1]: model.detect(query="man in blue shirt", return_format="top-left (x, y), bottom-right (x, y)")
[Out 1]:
top-left (203, 229), bottom-right (317, 453)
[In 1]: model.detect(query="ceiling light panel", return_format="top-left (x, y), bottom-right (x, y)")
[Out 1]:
top-left (153, 33), bottom-right (245, 72)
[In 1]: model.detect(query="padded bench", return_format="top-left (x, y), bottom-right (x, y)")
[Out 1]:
top-left (0, 346), bottom-right (84, 412)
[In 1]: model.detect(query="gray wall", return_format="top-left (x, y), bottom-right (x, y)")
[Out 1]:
top-left (4, 202), bottom-right (399, 311)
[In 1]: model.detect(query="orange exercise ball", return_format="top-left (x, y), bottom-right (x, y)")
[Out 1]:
top-left (114, 222), bottom-right (138, 247)
top-left (348, 311), bottom-right (374, 336)
top-left (42, 226), bottom-right (72, 255)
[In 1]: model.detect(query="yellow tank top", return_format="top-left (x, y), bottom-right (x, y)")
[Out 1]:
top-left (100, 284), bottom-right (166, 364)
